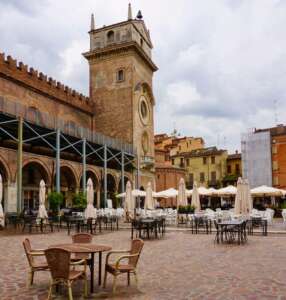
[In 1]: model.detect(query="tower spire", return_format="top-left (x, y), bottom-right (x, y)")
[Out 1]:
top-left (91, 13), bottom-right (95, 30)
top-left (128, 3), bottom-right (132, 20)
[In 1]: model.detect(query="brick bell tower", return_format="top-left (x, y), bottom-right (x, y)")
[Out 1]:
top-left (83, 4), bottom-right (158, 188)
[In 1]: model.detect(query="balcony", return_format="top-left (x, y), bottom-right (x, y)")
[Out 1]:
top-left (141, 156), bottom-right (155, 167)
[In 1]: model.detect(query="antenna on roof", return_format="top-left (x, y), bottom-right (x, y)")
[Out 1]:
top-left (90, 13), bottom-right (95, 30)
top-left (274, 99), bottom-right (279, 125)
top-left (171, 122), bottom-right (178, 137)
top-left (128, 3), bottom-right (133, 20)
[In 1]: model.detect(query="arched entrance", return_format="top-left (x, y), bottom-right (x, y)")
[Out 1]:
top-left (55, 166), bottom-right (77, 208)
top-left (22, 162), bottom-right (50, 211)
top-left (80, 170), bottom-right (99, 206)
top-left (100, 173), bottom-right (117, 208)
top-left (118, 176), bottom-right (130, 193)
top-left (0, 160), bottom-right (9, 212)
top-left (118, 176), bottom-right (130, 208)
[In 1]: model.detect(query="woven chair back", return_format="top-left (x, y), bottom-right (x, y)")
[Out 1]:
top-left (45, 248), bottom-right (71, 280)
top-left (23, 238), bottom-right (34, 267)
top-left (129, 239), bottom-right (144, 267)
top-left (72, 233), bottom-right (93, 244)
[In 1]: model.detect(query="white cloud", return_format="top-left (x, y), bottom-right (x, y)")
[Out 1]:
top-left (0, 0), bottom-right (286, 152)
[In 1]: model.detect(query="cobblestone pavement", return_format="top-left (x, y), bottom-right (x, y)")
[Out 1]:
top-left (1, 228), bottom-right (286, 300)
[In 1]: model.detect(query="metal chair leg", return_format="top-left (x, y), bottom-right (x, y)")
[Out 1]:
top-left (47, 282), bottom-right (53, 300)
top-left (127, 272), bottom-right (130, 286)
top-left (134, 271), bottom-right (138, 287)
top-left (68, 281), bottom-right (73, 300)
top-left (112, 275), bottom-right (117, 293)
top-left (29, 270), bottom-right (34, 286)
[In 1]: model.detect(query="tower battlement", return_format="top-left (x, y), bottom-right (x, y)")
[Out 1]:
top-left (0, 52), bottom-right (93, 114)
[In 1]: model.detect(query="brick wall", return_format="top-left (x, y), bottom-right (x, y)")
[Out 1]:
top-left (272, 134), bottom-right (286, 188)
top-left (0, 53), bottom-right (92, 114)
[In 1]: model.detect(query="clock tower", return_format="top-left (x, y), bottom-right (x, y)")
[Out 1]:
top-left (83, 5), bottom-right (158, 188)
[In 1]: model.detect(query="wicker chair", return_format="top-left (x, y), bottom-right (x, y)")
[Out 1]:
top-left (45, 247), bottom-right (87, 300)
top-left (71, 233), bottom-right (92, 262)
top-left (22, 238), bottom-right (49, 286)
top-left (103, 239), bottom-right (144, 293)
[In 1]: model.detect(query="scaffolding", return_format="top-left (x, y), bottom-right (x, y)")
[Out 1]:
top-left (0, 99), bottom-right (138, 213)
top-left (241, 130), bottom-right (272, 188)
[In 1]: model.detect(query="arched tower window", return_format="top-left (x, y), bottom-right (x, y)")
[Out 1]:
top-left (107, 30), bottom-right (115, 43)
top-left (117, 69), bottom-right (125, 82)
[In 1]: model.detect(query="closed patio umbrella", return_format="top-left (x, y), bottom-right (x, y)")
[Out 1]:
top-left (234, 177), bottom-right (243, 215)
top-left (191, 182), bottom-right (201, 211)
top-left (178, 178), bottom-right (188, 207)
top-left (37, 180), bottom-right (48, 219)
top-left (244, 179), bottom-right (252, 213)
top-left (124, 181), bottom-right (134, 213)
top-left (84, 178), bottom-right (96, 219)
top-left (0, 174), bottom-right (4, 227)
top-left (144, 182), bottom-right (154, 210)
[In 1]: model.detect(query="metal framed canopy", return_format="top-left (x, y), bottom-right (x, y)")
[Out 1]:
top-left (0, 112), bottom-right (137, 212)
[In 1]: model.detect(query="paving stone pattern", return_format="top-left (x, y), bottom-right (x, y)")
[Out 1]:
top-left (1, 229), bottom-right (286, 299)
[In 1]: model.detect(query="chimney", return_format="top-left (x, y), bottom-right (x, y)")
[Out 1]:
top-left (128, 3), bottom-right (133, 20)
top-left (90, 13), bottom-right (95, 30)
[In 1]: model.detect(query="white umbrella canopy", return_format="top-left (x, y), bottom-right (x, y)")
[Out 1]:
top-left (187, 186), bottom-right (215, 196)
top-left (0, 174), bottom-right (4, 227)
top-left (153, 188), bottom-right (178, 198)
top-left (178, 178), bottom-right (188, 207)
top-left (191, 182), bottom-right (201, 211)
top-left (117, 189), bottom-right (146, 198)
top-left (84, 178), bottom-right (96, 219)
top-left (37, 180), bottom-right (48, 219)
top-left (144, 182), bottom-right (154, 210)
top-left (251, 185), bottom-right (285, 197)
top-left (216, 185), bottom-right (237, 196)
top-left (208, 187), bottom-right (218, 195)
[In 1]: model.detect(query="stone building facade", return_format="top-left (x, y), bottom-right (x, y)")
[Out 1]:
top-left (83, 8), bottom-right (157, 190)
top-left (223, 152), bottom-right (242, 186)
top-left (172, 147), bottom-right (228, 189)
top-left (0, 5), bottom-right (156, 212)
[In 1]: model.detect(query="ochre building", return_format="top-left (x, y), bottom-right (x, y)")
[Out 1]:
top-left (172, 147), bottom-right (228, 189)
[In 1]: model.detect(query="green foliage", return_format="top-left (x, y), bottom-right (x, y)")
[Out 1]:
top-left (178, 205), bottom-right (195, 214)
top-left (112, 195), bottom-right (119, 209)
top-left (280, 202), bottom-right (286, 209)
top-left (48, 192), bottom-right (64, 212)
top-left (72, 192), bottom-right (87, 209)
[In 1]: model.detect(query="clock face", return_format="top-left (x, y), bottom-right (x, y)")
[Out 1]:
top-left (139, 95), bottom-right (150, 125)
top-left (141, 131), bottom-right (149, 155)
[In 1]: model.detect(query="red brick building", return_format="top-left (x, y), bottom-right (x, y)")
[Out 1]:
top-left (154, 142), bottom-right (186, 208)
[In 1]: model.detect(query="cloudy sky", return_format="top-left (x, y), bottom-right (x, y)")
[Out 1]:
top-left (0, 0), bottom-right (285, 152)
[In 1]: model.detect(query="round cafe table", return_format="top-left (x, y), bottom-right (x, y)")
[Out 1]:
top-left (50, 243), bottom-right (111, 294)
